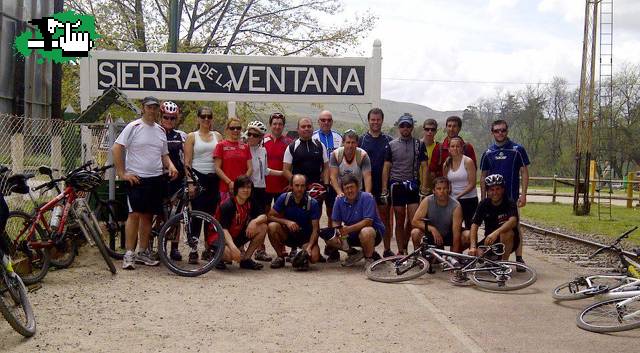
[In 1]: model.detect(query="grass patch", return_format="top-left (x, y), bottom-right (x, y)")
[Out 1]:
top-left (521, 202), bottom-right (640, 244)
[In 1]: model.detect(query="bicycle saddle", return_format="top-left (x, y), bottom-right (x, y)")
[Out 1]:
top-left (6, 173), bottom-right (35, 194)
top-left (38, 165), bottom-right (59, 176)
top-left (478, 243), bottom-right (505, 256)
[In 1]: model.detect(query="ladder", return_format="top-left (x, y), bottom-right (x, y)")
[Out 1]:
top-left (597, 0), bottom-right (613, 220)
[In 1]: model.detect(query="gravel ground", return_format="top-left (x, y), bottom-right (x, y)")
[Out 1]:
top-left (2, 241), bottom-right (640, 353)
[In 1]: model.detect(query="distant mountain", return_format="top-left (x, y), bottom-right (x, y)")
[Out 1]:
top-left (266, 99), bottom-right (463, 129)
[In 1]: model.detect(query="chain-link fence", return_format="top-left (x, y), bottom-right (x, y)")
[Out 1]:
top-left (0, 114), bottom-right (117, 210)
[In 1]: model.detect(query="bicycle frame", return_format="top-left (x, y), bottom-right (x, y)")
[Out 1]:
top-left (616, 294), bottom-right (640, 321)
top-left (11, 186), bottom-right (77, 250)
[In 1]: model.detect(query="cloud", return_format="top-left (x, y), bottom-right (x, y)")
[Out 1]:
top-left (341, 0), bottom-right (640, 111)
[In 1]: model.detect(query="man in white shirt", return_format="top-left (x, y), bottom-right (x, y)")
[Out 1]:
top-left (112, 96), bottom-right (178, 270)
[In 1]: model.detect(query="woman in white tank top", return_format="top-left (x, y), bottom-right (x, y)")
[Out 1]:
top-left (443, 136), bottom-right (478, 229)
top-left (182, 107), bottom-right (224, 262)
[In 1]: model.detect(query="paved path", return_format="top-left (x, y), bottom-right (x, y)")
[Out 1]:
top-left (2, 243), bottom-right (638, 353)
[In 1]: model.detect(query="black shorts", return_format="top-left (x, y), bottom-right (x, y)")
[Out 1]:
top-left (325, 187), bottom-right (337, 208)
top-left (422, 231), bottom-right (453, 248)
top-left (390, 182), bottom-right (419, 207)
top-left (284, 229), bottom-right (312, 248)
top-left (458, 197), bottom-right (478, 230)
top-left (126, 175), bottom-right (166, 215)
top-left (478, 227), bottom-right (520, 252)
top-left (191, 169), bottom-right (219, 215)
top-left (252, 187), bottom-right (268, 211)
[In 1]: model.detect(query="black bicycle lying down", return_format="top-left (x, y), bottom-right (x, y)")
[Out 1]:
top-left (366, 218), bottom-right (537, 291)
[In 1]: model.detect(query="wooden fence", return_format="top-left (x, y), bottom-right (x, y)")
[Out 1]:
top-left (527, 173), bottom-right (639, 208)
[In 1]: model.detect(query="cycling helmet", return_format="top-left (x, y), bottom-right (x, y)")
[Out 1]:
top-left (484, 174), bottom-right (505, 187)
top-left (307, 183), bottom-right (326, 200)
top-left (160, 101), bottom-right (179, 116)
top-left (67, 171), bottom-right (102, 191)
top-left (247, 120), bottom-right (267, 134)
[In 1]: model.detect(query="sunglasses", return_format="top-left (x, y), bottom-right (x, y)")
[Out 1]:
top-left (399, 123), bottom-right (413, 128)
top-left (492, 128), bottom-right (507, 133)
top-left (199, 115), bottom-right (213, 120)
top-left (162, 116), bottom-right (177, 121)
top-left (423, 127), bottom-right (436, 132)
top-left (247, 132), bottom-right (262, 138)
top-left (271, 112), bottom-right (284, 119)
top-left (228, 126), bottom-right (242, 131)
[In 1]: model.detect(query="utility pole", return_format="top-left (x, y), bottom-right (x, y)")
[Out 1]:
top-left (573, 0), bottom-right (600, 215)
top-left (168, 0), bottom-right (179, 52)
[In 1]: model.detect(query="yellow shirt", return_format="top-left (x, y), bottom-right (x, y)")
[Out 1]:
top-left (420, 141), bottom-right (437, 193)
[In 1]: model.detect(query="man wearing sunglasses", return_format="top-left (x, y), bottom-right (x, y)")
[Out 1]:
top-left (312, 111), bottom-right (343, 228)
top-left (113, 96), bottom-right (179, 270)
top-left (159, 101), bottom-right (187, 197)
top-left (479, 120), bottom-right (530, 267)
top-left (419, 119), bottom-right (440, 197)
top-left (381, 113), bottom-right (422, 255)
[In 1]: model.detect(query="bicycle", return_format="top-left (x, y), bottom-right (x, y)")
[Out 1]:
top-left (577, 294), bottom-right (640, 333)
top-left (4, 161), bottom-right (116, 284)
top-left (552, 226), bottom-right (640, 301)
top-left (0, 166), bottom-right (36, 337)
top-left (366, 218), bottom-right (537, 291)
top-left (156, 167), bottom-right (225, 277)
top-left (38, 164), bottom-right (127, 261)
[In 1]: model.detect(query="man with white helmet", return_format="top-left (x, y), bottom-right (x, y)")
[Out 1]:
top-left (467, 174), bottom-right (520, 261)
top-left (159, 100), bottom-right (187, 260)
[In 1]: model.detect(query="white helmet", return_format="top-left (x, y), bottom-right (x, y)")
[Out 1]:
top-left (247, 120), bottom-right (267, 134)
top-left (161, 101), bottom-right (179, 116)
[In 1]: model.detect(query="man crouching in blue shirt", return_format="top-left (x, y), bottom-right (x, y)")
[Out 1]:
top-left (321, 174), bottom-right (384, 269)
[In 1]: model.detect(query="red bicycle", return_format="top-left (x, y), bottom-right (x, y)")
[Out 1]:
top-left (4, 161), bottom-right (116, 284)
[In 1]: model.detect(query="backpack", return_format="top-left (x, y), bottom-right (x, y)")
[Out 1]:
top-left (283, 191), bottom-right (313, 211)
top-left (335, 147), bottom-right (364, 166)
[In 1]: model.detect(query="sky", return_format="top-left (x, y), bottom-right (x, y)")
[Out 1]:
top-left (336, 0), bottom-right (640, 111)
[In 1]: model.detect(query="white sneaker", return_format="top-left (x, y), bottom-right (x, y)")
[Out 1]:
top-left (135, 249), bottom-right (160, 266)
top-left (122, 251), bottom-right (136, 270)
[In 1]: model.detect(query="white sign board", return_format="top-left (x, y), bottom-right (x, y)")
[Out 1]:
top-left (80, 41), bottom-right (381, 110)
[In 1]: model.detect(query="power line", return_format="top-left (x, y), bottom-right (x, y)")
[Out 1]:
top-left (381, 77), bottom-right (581, 86)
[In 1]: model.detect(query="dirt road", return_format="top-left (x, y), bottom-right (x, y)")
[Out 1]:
top-left (2, 244), bottom-right (639, 353)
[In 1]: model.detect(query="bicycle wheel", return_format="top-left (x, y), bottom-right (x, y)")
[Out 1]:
top-left (158, 210), bottom-right (225, 277)
top-left (470, 261), bottom-right (537, 291)
top-left (4, 211), bottom-right (51, 285)
top-left (577, 297), bottom-right (640, 333)
top-left (94, 200), bottom-right (126, 260)
top-left (80, 213), bottom-right (117, 274)
top-left (0, 272), bottom-right (36, 337)
top-left (552, 276), bottom-right (625, 301)
top-left (365, 255), bottom-right (430, 283)
top-left (48, 233), bottom-right (78, 269)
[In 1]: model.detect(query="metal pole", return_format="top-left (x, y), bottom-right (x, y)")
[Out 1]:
top-left (107, 123), bottom-right (116, 201)
top-left (168, 0), bottom-right (179, 52)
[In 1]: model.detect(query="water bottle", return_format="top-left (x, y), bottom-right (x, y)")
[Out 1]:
top-left (50, 205), bottom-right (63, 228)
top-left (449, 256), bottom-right (460, 269)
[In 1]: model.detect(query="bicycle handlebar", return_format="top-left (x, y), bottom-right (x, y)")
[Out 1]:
top-left (588, 226), bottom-right (639, 259)
top-left (93, 164), bottom-right (113, 172)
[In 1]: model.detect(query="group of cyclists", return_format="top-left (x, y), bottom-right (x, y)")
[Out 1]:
top-left (108, 96), bottom-right (531, 278)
